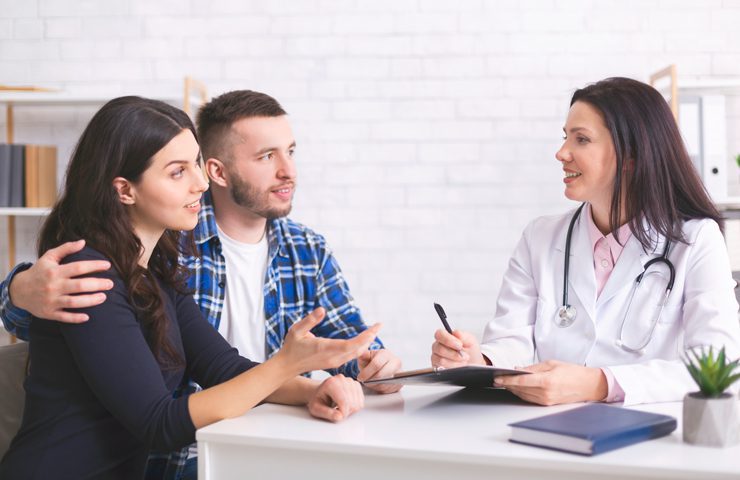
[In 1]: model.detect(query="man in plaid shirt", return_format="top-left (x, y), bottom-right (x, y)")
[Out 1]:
top-left (1, 90), bottom-right (402, 479)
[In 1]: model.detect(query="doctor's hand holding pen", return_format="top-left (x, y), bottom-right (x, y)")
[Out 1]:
top-left (430, 303), bottom-right (488, 368)
top-left (431, 328), bottom-right (488, 368)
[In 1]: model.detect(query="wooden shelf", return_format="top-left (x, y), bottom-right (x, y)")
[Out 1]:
top-left (0, 91), bottom-right (192, 107)
top-left (678, 77), bottom-right (740, 93)
top-left (0, 208), bottom-right (51, 216)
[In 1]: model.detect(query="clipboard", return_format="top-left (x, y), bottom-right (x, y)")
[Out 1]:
top-left (362, 365), bottom-right (529, 388)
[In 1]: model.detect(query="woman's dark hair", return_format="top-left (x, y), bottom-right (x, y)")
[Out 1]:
top-left (571, 77), bottom-right (723, 250)
top-left (38, 96), bottom-right (196, 367)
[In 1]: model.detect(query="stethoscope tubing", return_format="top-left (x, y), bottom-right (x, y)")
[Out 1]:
top-left (558, 203), bottom-right (676, 354)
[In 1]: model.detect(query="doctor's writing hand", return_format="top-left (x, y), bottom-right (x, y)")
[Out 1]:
top-left (493, 360), bottom-right (608, 406)
top-left (9, 239), bottom-right (113, 323)
top-left (431, 329), bottom-right (487, 369)
top-left (308, 374), bottom-right (364, 422)
top-left (279, 307), bottom-right (382, 376)
top-left (357, 349), bottom-right (403, 394)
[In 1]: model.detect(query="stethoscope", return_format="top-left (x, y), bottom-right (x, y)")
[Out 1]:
top-left (556, 203), bottom-right (676, 355)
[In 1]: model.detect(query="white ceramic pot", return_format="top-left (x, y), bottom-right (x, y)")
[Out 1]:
top-left (683, 392), bottom-right (740, 447)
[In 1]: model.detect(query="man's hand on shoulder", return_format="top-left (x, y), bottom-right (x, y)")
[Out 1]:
top-left (8, 240), bottom-right (113, 322)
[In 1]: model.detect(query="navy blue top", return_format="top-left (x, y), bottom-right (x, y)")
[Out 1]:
top-left (0, 247), bottom-right (258, 479)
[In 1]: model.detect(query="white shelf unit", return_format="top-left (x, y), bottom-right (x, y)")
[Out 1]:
top-left (1, 77), bottom-right (208, 274)
top-left (0, 208), bottom-right (51, 216)
top-left (650, 66), bottom-right (740, 207)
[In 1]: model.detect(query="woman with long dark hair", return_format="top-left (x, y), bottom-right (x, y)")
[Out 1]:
top-left (431, 77), bottom-right (740, 406)
top-left (0, 96), bottom-right (379, 479)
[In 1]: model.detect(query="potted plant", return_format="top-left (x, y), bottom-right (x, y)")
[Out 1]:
top-left (683, 346), bottom-right (740, 447)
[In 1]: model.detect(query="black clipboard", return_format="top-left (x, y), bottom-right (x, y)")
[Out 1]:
top-left (362, 365), bottom-right (529, 388)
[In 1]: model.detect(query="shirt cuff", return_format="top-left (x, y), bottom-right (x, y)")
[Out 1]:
top-left (1, 262), bottom-right (33, 313)
top-left (601, 367), bottom-right (625, 403)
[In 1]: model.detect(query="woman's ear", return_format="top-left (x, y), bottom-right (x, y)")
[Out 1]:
top-left (112, 177), bottom-right (135, 205)
top-left (205, 157), bottom-right (228, 187)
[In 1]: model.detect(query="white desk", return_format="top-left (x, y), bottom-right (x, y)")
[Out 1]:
top-left (197, 386), bottom-right (740, 480)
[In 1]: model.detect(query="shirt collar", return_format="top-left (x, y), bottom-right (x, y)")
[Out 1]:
top-left (193, 189), bottom-right (288, 258)
top-left (193, 189), bottom-right (219, 245)
top-left (266, 217), bottom-right (289, 259)
top-left (585, 203), bottom-right (632, 256)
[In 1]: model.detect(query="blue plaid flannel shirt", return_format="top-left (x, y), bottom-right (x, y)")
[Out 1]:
top-left (0, 190), bottom-right (381, 480)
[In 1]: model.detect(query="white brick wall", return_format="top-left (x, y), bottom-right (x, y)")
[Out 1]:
top-left (2, 0), bottom-right (740, 366)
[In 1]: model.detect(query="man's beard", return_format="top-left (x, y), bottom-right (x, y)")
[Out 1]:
top-left (228, 171), bottom-right (293, 220)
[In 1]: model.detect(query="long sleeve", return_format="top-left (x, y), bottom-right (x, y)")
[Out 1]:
top-left (0, 247), bottom-right (264, 479)
top-left (0, 262), bottom-right (33, 341)
top-left (609, 220), bottom-right (740, 405)
top-left (480, 221), bottom-right (538, 368)
top-left (59, 269), bottom-right (198, 451)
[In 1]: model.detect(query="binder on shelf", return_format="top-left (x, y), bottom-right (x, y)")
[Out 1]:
top-left (24, 145), bottom-right (57, 208)
top-left (24, 145), bottom-right (39, 207)
top-left (0, 144), bottom-right (10, 207)
top-left (37, 146), bottom-right (57, 207)
top-left (8, 145), bottom-right (25, 207)
top-left (508, 403), bottom-right (677, 456)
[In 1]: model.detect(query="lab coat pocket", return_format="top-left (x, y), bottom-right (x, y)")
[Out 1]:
top-left (657, 303), bottom-right (683, 324)
top-left (648, 304), bottom-right (683, 357)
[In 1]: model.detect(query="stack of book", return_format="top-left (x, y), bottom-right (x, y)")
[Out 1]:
top-left (0, 143), bottom-right (57, 208)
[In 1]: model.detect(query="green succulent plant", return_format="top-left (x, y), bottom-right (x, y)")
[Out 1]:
top-left (684, 346), bottom-right (740, 398)
top-left (736, 153), bottom-right (740, 168)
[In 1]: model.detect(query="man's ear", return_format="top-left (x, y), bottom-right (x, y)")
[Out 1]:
top-left (205, 157), bottom-right (228, 187)
top-left (112, 177), bottom-right (136, 205)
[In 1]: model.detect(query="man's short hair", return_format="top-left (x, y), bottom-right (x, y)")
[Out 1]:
top-left (196, 90), bottom-right (287, 161)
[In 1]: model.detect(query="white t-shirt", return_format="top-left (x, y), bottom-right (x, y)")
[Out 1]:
top-left (216, 224), bottom-right (269, 362)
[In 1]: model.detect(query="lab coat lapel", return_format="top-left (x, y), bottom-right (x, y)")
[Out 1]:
top-left (565, 213), bottom-right (597, 323)
top-left (596, 235), bottom-right (647, 307)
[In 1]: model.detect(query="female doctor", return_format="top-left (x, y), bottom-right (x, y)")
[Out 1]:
top-left (431, 77), bottom-right (740, 406)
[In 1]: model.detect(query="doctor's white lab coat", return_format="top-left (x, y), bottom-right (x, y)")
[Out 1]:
top-left (480, 206), bottom-right (740, 405)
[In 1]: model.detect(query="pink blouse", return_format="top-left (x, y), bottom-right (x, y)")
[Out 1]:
top-left (586, 205), bottom-right (631, 403)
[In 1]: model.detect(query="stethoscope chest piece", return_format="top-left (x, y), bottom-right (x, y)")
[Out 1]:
top-left (556, 305), bottom-right (576, 328)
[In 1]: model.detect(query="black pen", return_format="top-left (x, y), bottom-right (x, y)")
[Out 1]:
top-left (434, 302), bottom-right (464, 358)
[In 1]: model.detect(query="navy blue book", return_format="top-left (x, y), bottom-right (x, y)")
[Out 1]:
top-left (508, 403), bottom-right (677, 456)
top-left (0, 144), bottom-right (10, 207)
top-left (8, 144), bottom-right (25, 207)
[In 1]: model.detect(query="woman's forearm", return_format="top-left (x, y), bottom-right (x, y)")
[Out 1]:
top-left (265, 375), bottom-right (320, 406)
top-left (188, 352), bottom-right (299, 429)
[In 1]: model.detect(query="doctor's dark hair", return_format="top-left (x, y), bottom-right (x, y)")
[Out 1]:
top-left (196, 89), bottom-right (287, 163)
top-left (38, 96), bottom-right (196, 368)
top-left (571, 77), bottom-right (722, 250)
